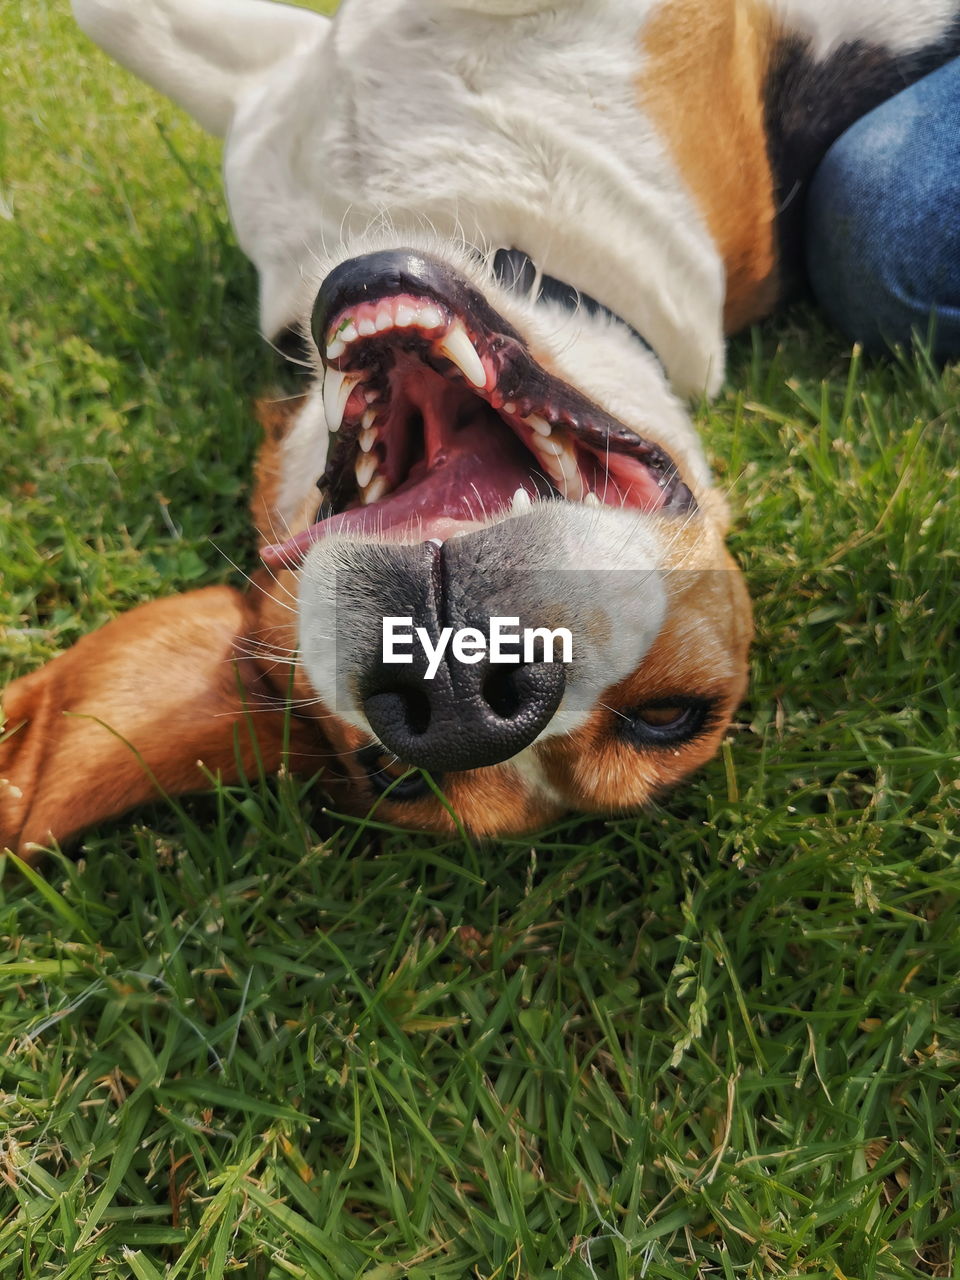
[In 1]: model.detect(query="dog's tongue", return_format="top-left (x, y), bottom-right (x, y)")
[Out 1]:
top-left (262, 410), bottom-right (539, 569)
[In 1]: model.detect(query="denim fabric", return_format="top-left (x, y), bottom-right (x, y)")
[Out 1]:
top-left (805, 57), bottom-right (960, 360)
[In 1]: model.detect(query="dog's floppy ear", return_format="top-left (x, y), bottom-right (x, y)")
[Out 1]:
top-left (71, 0), bottom-right (330, 137)
top-left (0, 586), bottom-right (318, 861)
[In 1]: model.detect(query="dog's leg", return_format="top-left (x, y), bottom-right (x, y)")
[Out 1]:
top-left (0, 586), bottom-right (320, 861)
top-left (71, 0), bottom-right (330, 136)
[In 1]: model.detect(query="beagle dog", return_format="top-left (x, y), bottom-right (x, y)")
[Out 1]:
top-left (3, 0), bottom-right (958, 858)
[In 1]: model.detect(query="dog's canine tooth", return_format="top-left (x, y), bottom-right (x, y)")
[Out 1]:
top-left (355, 452), bottom-right (378, 489)
top-left (525, 414), bottom-right (552, 437)
top-left (539, 453), bottom-right (566, 489)
top-left (531, 430), bottom-right (582, 499)
top-left (557, 448), bottom-right (585, 501)
top-left (437, 320), bottom-right (486, 388)
top-left (323, 367), bottom-right (362, 432)
top-left (359, 425), bottom-right (378, 453)
top-left (361, 473), bottom-right (390, 505)
top-left (511, 487), bottom-right (532, 514)
top-left (583, 491), bottom-right (601, 507)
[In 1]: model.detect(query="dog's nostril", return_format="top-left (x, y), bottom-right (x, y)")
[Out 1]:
top-left (367, 685), bottom-right (432, 737)
top-left (400, 686), bottom-right (431, 735)
top-left (481, 664), bottom-right (528, 720)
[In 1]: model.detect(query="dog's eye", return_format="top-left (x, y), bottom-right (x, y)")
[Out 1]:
top-left (618, 697), bottom-right (717, 748)
top-left (356, 743), bottom-right (437, 801)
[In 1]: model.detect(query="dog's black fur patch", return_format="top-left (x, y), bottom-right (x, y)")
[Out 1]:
top-left (765, 20), bottom-right (960, 289)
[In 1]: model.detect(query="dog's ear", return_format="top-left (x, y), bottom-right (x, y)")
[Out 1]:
top-left (71, 0), bottom-right (330, 137)
top-left (0, 585), bottom-right (319, 862)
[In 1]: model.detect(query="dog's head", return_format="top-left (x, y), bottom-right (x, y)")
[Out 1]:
top-left (73, 0), bottom-right (753, 836)
top-left (259, 243), bottom-right (751, 835)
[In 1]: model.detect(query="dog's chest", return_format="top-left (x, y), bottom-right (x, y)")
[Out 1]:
top-left (632, 0), bottom-right (960, 322)
top-left (764, 3), bottom-right (960, 273)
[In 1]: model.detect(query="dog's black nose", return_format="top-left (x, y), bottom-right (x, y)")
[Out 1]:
top-left (353, 537), bottom-right (567, 773)
top-left (362, 653), bottom-right (565, 774)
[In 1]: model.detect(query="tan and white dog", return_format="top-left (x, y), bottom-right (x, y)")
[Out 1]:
top-left (2, 0), bottom-right (959, 857)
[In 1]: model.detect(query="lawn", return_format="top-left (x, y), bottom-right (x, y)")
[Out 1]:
top-left (1, 2), bottom-right (958, 1277)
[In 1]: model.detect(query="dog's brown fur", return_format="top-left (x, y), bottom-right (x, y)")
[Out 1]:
top-left (0, 402), bottom-right (312, 857)
top-left (640, 0), bottom-right (779, 332)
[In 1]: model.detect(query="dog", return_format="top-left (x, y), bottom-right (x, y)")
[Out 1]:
top-left (2, 0), bottom-right (958, 859)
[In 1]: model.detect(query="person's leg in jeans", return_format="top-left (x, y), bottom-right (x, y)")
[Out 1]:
top-left (806, 58), bottom-right (960, 361)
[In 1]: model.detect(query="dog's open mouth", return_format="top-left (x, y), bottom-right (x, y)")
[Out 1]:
top-left (263, 250), bottom-right (694, 568)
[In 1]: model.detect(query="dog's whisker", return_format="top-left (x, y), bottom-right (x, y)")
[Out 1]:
top-left (206, 539), bottom-right (300, 613)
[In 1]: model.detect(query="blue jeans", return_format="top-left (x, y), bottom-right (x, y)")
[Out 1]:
top-left (806, 58), bottom-right (960, 360)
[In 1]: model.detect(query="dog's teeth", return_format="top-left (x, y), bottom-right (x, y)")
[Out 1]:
top-left (340, 321), bottom-right (358, 344)
top-left (503, 401), bottom-right (517, 415)
top-left (323, 368), bottom-right (362, 432)
top-left (437, 321), bottom-right (486, 388)
top-left (359, 426), bottom-right (378, 453)
top-left (361, 473), bottom-right (390, 505)
top-left (361, 408), bottom-right (377, 430)
top-left (355, 452), bottom-right (378, 488)
top-left (537, 436), bottom-right (564, 456)
top-left (396, 304), bottom-right (416, 327)
top-left (375, 309), bottom-right (393, 332)
top-left (511, 487), bottom-right (532, 514)
top-left (583, 491), bottom-right (601, 507)
top-left (326, 338), bottom-right (346, 360)
top-left (540, 453), bottom-right (565, 488)
top-left (557, 449), bottom-right (584, 501)
top-left (532, 432), bottom-right (581, 498)
top-left (525, 414), bottom-right (552, 437)
top-left (358, 317), bottom-right (377, 337)
top-left (419, 304), bottom-right (444, 329)
top-left (364, 389), bottom-right (378, 404)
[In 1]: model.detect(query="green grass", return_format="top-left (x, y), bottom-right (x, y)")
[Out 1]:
top-left (1, 2), bottom-right (958, 1276)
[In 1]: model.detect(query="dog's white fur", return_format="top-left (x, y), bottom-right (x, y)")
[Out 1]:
top-left (73, 0), bottom-right (956, 397)
top-left (775, 0), bottom-right (960, 58)
top-left (74, 0), bottom-right (726, 397)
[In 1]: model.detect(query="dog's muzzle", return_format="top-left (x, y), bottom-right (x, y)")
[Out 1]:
top-left (292, 249), bottom-right (694, 776)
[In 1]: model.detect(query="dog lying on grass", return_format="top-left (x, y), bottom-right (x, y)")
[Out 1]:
top-left (2, 0), bottom-right (958, 858)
